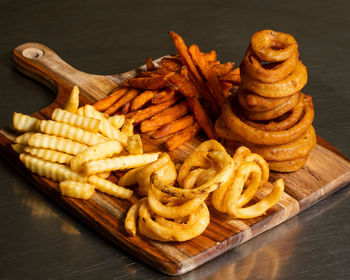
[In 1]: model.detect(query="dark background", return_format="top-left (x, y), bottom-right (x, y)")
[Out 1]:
top-left (0, 0), bottom-right (349, 279)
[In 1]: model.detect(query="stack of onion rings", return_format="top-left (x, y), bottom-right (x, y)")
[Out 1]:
top-left (215, 30), bottom-right (316, 172)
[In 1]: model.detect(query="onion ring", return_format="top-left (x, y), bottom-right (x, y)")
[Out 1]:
top-left (225, 162), bottom-right (262, 209)
top-left (221, 94), bottom-right (314, 145)
top-left (225, 126), bottom-right (316, 162)
top-left (238, 88), bottom-right (292, 112)
top-left (211, 173), bottom-right (233, 213)
top-left (244, 153), bottom-right (270, 186)
top-left (212, 148), bottom-right (261, 213)
top-left (241, 95), bottom-right (305, 131)
top-left (251, 30), bottom-right (298, 62)
top-left (153, 140), bottom-right (234, 199)
top-left (151, 154), bottom-right (232, 199)
top-left (242, 92), bottom-right (300, 121)
top-left (229, 146), bottom-right (269, 185)
top-left (177, 140), bottom-right (227, 187)
top-left (148, 185), bottom-right (207, 219)
top-left (241, 61), bottom-right (307, 98)
top-left (211, 146), bottom-right (284, 218)
top-left (138, 200), bottom-right (210, 242)
top-left (228, 176), bottom-right (285, 218)
top-left (252, 126), bottom-right (316, 161)
top-left (215, 115), bottom-right (250, 142)
top-left (242, 45), bottom-right (299, 83)
top-left (195, 168), bottom-right (218, 188)
top-left (231, 146), bottom-right (251, 168)
top-left (137, 153), bottom-right (177, 196)
top-left (182, 168), bottom-right (206, 189)
top-left (125, 197), bottom-right (147, 236)
top-left (268, 156), bottom-right (308, 172)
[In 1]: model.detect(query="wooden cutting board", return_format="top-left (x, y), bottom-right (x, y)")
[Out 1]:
top-left (1, 43), bottom-right (350, 276)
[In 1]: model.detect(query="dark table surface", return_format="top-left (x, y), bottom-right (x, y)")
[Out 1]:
top-left (1, 1), bottom-right (350, 279)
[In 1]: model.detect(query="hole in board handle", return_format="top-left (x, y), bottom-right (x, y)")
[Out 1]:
top-left (22, 48), bottom-right (45, 59)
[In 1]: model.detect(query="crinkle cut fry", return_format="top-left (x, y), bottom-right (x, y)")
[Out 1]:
top-left (13, 112), bottom-right (41, 132)
top-left (84, 152), bottom-right (160, 175)
top-left (20, 153), bottom-right (86, 182)
top-left (52, 108), bottom-right (101, 132)
top-left (28, 133), bottom-right (88, 155)
top-left (64, 86), bottom-right (80, 113)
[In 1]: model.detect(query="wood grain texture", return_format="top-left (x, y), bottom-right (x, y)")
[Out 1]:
top-left (1, 43), bottom-right (350, 276)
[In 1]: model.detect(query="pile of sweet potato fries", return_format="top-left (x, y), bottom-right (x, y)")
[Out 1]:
top-left (94, 31), bottom-right (240, 150)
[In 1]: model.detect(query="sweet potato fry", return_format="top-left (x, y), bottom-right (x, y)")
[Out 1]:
top-left (127, 96), bottom-right (181, 123)
top-left (160, 57), bottom-right (182, 72)
top-left (220, 81), bottom-right (233, 98)
top-left (203, 50), bottom-right (217, 62)
top-left (169, 31), bottom-right (220, 116)
top-left (131, 90), bottom-right (157, 111)
top-left (180, 67), bottom-right (188, 78)
top-left (167, 72), bottom-right (198, 98)
top-left (152, 68), bottom-right (173, 76)
top-left (189, 44), bottom-right (225, 109)
top-left (169, 31), bottom-right (203, 82)
top-left (93, 88), bottom-right (128, 112)
top-left (125, 75), bottom-right (170, 90)
top-left (140, 100), bottom-right (190, 132)
top-left (151, 89), bottom-right (176, 104)
top-left (105, 89), bottom-right (140, 115)
top-left (186, 96), bottom-right (216, 139)
top-left (165, 122), bottom-right (200, 151)
top-left (211, 62), bottom-right (235, 77)
top-left (220, 68), bottom-right (241, 84)
top-left (231, 67), bottom-right (240, 75)
top-left (208, 60), bottom-right (220, 67)
top-left (145, 57), bottom-right (155, 71)
top-left (136, 71), bottom-right (161, 78)
top-left (122, 102), bottom-right (131, 114)
top-left (163, 56), bottom-right (182, 63)
top-left (152, 114), bottom-right (194, 138)
top-left (221, 81), bottom-right (233, 91)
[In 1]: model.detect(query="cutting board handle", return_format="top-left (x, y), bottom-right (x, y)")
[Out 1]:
top-left (11, 42), bottom-right (118, 104)
top-left (12, 42), bottom-right (80, 95)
